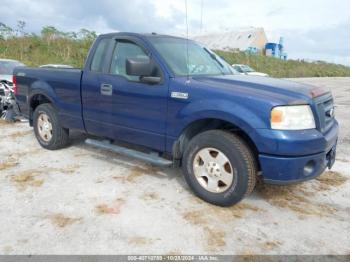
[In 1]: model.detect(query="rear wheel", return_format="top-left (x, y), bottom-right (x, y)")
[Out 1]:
top-left (182, 130), bottom-right (257, 206)
top-left (33, 103), bottom-right (69, 150)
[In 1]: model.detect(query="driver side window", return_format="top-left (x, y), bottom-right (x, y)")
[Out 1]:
top-left (109, 41), bottom-right (149, 81)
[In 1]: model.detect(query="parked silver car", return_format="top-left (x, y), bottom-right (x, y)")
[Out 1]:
top-left (0, 59), bottom-right (25, 82)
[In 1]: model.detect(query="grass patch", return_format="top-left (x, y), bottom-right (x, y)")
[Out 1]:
top-left (216, 50), bottom-right (350, 78)
top-left (48, 213), bottom-right (82, 228)
top-left (0, 157), bottom-right (18, 171)
top-left (10, 169), bottom-right (44, 189)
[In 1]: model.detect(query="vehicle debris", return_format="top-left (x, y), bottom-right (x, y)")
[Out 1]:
top-left (0, 80), bottom-right (21, 122)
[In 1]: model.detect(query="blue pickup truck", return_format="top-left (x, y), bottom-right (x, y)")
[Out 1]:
top-left (13, 33), bottom-right (338, 206)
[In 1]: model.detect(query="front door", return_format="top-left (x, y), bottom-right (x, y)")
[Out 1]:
top-left (82, 38), bottom-right (168, 151)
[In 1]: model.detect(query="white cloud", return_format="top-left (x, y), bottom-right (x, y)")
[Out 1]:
top-left (152, 0), bottom-right (185, 18)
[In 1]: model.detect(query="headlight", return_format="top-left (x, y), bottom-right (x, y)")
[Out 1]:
top-left (271, 105), bottom-right (316, 130)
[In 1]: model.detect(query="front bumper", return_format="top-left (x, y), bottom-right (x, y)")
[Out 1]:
top-left (258, 122), bottom-right (338, 184)
top-left (260, 143), bottom-right (336, 184)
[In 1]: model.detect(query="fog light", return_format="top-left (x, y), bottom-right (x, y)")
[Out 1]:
top-left (304, 160), bottom-right (315, 176)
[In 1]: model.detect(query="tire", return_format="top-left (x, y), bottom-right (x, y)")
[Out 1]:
top-left (182, 130), bottom-right (257, 206)
top-left (33, 103), bottom-right (69, 150)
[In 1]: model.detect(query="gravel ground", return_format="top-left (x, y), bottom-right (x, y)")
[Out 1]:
top-left (0, 77), bottom-right (349, 255)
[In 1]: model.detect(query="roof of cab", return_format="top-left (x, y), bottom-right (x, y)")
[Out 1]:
top-left (98, 32), bottom-right (187, 41)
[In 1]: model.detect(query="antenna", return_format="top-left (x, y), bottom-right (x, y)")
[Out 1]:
top-left (185, 0), bottom-right (190, 82)
top-left (200, 0), bottom-right (203, 34)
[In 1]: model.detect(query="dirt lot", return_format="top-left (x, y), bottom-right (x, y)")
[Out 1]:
top-left (0, 77), bottom-right (349, 255)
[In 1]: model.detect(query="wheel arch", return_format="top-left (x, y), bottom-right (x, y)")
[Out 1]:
top-left (27, 79), bottom-right (59, 126)
top-left (29, 93), bottom-right (56, 126)
top-left (172, 116), bottom-right (260, 169)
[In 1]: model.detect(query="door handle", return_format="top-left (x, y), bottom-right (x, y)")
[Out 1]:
top-left (100, 83), bottom-right (113, 96)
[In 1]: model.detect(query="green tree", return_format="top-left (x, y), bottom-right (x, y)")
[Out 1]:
top-left (0, 22), bottom-right (13, 38)
top-left (16, 20), bottom-right (28, 60)
top-left (41, 26), bottom-right (62, 45)
top-left (16, 20), bottom-right (26, 36)
top-left (78, 28), bottom-right (97, 42)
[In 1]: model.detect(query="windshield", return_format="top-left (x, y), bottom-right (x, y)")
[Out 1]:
top-left (148, 37), bottom-right (235, 76)
top-left (0, 60), bottom-right (25, 75)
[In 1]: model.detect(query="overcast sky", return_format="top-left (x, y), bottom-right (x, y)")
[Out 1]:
top-left (1, 0), bottom-right (349, 65)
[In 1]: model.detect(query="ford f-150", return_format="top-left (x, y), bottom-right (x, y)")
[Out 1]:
top-left (13, 33), bottom-right (338, 206)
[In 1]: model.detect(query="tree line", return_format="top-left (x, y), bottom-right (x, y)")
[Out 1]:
top-left (1, 21), bottom-right (350, 77)
top-left (0, 21), bottom-right (97, 67)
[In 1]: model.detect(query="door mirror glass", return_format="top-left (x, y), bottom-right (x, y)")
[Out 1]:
top-left (126, 58), bottom-right (161, 84)
top-left (126, 57), bottom-right (154, 76)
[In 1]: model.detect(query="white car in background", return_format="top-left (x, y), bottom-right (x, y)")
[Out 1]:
top-left (232, 64), bottom-right (269, 77)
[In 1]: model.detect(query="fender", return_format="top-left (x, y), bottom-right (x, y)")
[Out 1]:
top-left (166, 98), bottom-right (270, 153)
top-left (29, 80), bottom-right (58, 106)
top-left (28, 80), bottom-right (58, 122)
top-left (28, 79), bottom-right (84, 130)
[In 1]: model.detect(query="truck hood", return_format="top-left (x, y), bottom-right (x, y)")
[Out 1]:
top-left (193, 75), bottom-right (329, 102)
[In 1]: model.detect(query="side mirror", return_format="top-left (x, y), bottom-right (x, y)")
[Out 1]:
top-left (126, 58), bottom-right (161, 84)
top-left (126, 57), bottom-right (154, 76)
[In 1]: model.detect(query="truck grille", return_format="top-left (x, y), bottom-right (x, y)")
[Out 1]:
top-left (314, 95), bottom-right (335, 133)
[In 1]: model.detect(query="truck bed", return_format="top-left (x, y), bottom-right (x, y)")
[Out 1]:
top-left (15, 67), bottom-right (85, 130)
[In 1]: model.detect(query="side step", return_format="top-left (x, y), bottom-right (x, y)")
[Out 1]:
top-left (85, 138), bottom-right (173, 167)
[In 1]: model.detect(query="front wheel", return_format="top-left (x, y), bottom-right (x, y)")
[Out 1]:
top-left (182, 130), bottom-right (257, 206)
top-left (33, 103), bottom-right (69, 150)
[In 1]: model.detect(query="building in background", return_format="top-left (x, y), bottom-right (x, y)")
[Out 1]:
top-left (193, 27), bottom-right (268, 54)
top-left (193, 27), bottom-right (287, 60)
top-left (265, 37), bottom-right (288, 60)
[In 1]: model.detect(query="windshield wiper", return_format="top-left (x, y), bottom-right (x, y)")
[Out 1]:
top-left (203, 48), bottom-right (224, 68)
top-left (202, 47), bottom-right (235, 76)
